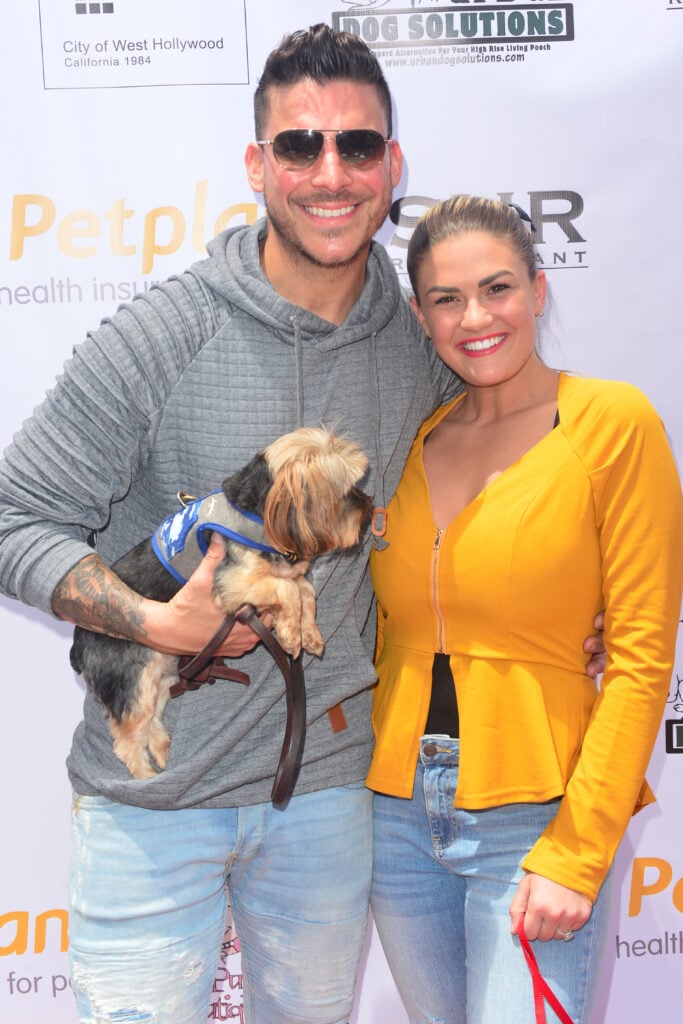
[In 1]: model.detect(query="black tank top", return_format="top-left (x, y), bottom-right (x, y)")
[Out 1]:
top-left (425, 652), bottom-right (459, 737)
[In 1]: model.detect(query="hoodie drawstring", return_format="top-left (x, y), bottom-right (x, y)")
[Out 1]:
top-left (291, 315), bottom-right (305, 428)
top-left (369, 331), bottom-right (389, 551)
top-left (288, 317), bottom-right (387, 547)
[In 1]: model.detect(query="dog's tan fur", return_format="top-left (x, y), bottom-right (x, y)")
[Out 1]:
top-left (113, 652), bottom-right (178, 779)
top-left (88, 427), bottom-right (371, 778)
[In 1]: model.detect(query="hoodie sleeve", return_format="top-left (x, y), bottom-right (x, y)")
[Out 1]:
top-left (0, 272), bottom-right (219, 615)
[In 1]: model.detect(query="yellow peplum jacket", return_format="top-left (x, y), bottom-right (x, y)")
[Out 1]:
top-left (368, 373), bottom-right (683, 902)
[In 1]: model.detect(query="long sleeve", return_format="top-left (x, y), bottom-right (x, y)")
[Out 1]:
top-left (523, 382), bottom-right (683, 899)
top-left (0, 274), bottom-right (219, 614)
top-left (370, 376), bottom-right (682, 900)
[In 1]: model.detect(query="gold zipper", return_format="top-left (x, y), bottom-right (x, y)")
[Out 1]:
top-left (432, 528), bottom-right (445, 653)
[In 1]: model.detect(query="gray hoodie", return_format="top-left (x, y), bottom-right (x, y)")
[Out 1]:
top-left (0, 220), bottom-right (457, 808)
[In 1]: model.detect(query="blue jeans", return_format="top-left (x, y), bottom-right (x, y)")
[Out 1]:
top-left (68, 784), bottom-right (372, 1024)
top-left (371, 738), bottom-right (612, 1024)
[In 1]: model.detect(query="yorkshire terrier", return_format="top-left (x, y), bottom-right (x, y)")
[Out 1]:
top-left (70, 426), bottom-right (372, 779)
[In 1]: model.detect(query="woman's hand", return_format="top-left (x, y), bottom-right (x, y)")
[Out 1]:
top-left (584, 610), bottom-right (606, 679)
top-left (509, 872), bottom-right (593, 942)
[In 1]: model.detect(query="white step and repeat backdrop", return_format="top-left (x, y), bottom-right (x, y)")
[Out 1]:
top-left (1, 1), bottom-right (682, 1021)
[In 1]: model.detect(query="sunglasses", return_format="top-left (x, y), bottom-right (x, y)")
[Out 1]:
top-left (256, 129), bottom-right (391, 170)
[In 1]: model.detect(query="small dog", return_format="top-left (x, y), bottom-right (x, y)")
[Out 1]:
top-left (70, 427), bottom-right (372, 779)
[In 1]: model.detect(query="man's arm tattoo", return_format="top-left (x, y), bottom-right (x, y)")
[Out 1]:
top-left (51, 553), bottom-right (149, 642)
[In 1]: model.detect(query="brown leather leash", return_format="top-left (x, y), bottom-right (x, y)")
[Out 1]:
top-left (169, 604), bottom-right (306, 810)
top-left (170, 610), bottom-right (251, 692)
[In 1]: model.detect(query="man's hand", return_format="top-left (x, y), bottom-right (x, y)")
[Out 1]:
top-left (584, 610), bottom-right (606, 679)
top-left (159, 532), bottom-right (262, 657)
top-left (53, 532), bottom-right (263, 658)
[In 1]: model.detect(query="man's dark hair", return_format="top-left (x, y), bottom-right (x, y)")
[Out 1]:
top-left (254, 23), bottom-right (393, 138)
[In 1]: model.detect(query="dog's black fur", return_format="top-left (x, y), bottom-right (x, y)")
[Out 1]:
top-left (69, 428), bottom-right (372, 778)
top-left (70, 452), bottom-right (275, 720)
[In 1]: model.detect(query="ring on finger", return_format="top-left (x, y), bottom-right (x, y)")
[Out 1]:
top-left (556, 927), bottom-right (574, 942)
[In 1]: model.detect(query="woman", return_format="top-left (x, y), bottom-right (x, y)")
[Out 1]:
top-left (367, 195), bottom-right (683, 1024)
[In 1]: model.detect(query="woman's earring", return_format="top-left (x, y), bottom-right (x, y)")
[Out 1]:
top-left (535, 309), bottom-right (544, 318)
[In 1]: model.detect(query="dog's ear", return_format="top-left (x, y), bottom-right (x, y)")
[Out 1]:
top-left (263, 465), bottom-right (369, 560)
top-left (263, 464), bottom-right (323, 559)
top-left (263, 428), bottom-right (370, 557)
top-left (221, 453), bottom-right (272, 516)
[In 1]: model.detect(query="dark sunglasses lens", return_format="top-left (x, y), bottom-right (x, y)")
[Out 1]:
top-left (272, 130), bottom-right (323, 167)
top-left (270, 130), bottom-right (387, 169)
top-left (336, 130), bottom-right (387, 166)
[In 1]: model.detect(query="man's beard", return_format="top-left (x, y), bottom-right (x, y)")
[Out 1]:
top-left (268, 218), bottom-right (364, 270)
top-left (265, 191), bottom-right (391, 270)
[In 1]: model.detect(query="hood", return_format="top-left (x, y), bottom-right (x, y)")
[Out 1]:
top-left (192, 218), bottom-right (405, 351)
top-left (190, 219), bottom-right (409, 513)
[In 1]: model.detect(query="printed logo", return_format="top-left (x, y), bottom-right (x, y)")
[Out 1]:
top-left (628, 858), bottom-right (683, 918)
top-left (155, 500), bottom-right (200, 562)
top-left (332, 2), bottom-right (574, 67)
top-left (74, 3), bottom-right (115, 13)
top-left (664, 622), bottom-right (683, 753)
top-left (39, 0), bottom-right (248, 90)
top-left (0, 908), bottom-right (68, 956)
top-left (210, 916), bottom-right (244, 1022)
top-left (386, 189), bottom-right (588, 277)
top-left (4, 180), bottom-right (262, 284)
top-left (616, 844), bottom-right (683, 963)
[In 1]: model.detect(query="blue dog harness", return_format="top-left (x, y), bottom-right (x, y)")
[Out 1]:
top-left (156, 488), bottom-right (347, 803)
top-left (152, 490), bottom-right (285, 585)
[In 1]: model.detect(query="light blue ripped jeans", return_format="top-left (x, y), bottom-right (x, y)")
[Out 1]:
top-left (371, 737), bottom-right (612, 1024)
top-left (68, 784), bottom-right (372, 1024)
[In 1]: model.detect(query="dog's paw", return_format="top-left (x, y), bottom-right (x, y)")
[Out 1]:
top-left (301, 625), bottom-right (324, 657)
top-left (113, 740), bottom-right (160, 779)
top-left (274, 621), bottom-right (303, 659)
top-left (147, 722), bottom-right (171, 772)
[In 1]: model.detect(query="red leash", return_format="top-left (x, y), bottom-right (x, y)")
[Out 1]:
top-left (518, 920), bottom-right (575, 1024)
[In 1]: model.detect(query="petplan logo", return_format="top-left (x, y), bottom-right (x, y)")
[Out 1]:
top-left (1, 185), bottom-right (261, 311)
top-left (618, 857), bottom-right (683, 963)
top-left (0, 906), bottom-right (73, 1004)
top-left (332, 2), bottom-right (574, 64)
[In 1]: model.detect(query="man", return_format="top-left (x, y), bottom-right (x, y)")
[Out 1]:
top-left (0, 23), bottom-right (604, 1024)
top-left (0, 24), bottom-right (453, 1024)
